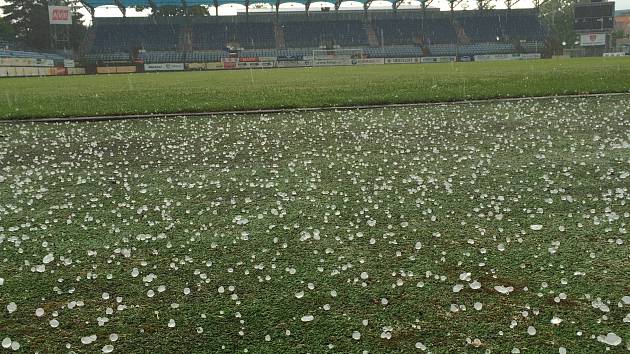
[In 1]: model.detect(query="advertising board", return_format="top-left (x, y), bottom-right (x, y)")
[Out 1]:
top-left (236, 61), bottom-right (274, 69)
top-left (48, 6), bottom-right (72, 25)
top-left (421, 56), bottom-right (457, 63)
top-left (580, 33), bottom-right (607, 46)
top-left (144, 63), bottom-right (185, 71)
top-left (276, 60), bottom-right (311, 68)
top-left (384, 58), bottom-right (422, 64)
top-left (603, 52), bottom-right (627, 57)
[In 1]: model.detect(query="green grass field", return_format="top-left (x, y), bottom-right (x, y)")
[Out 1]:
top-left (1, 57), bottom-right (630, 119)
top-left (0, 95), bottom-right (628, 353)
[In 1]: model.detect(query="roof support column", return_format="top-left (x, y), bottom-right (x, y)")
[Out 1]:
top-left (114, 0), bottom-right (126, 17)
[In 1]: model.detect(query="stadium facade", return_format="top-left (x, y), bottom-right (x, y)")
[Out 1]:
top-left (83, 7), bottom-right (547, 65)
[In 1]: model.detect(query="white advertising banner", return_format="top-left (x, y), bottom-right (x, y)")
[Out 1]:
top-left (236, 61), bottom-right (274, 69)
top-left (313, 59), bottom-right (352, 66)
top-left (276, 60), bottom-right (312, 68)
top-left (48, 6), bottom-right (72, 25)
top-left (63, 59), bottom-right (75, 68)
top-left (473, 53), bottom-right (541, 62)
top-left (473, 54), bottom-right (515, 61)
top-left (421, 56), bottom-right (457, 63)
top-left (144, 63), bottom-right (185, 71)
top-left (603, 52), bottom-right (627, 57)
top-left (353, 58), bottom-right (385, 65)
top-left (385, 58), bottom-right (422, 64)
top-left (580, 33), bottom-right (606, 47)
top-left (313, 58), bottom-right (385, 67)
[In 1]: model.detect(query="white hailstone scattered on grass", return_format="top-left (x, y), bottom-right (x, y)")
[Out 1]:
top-left (530, 224), bottom-right (543, 231)
top-left (597, 332), bottom-right (621, 346)
top-left (323, 304), bottom-right (331, 311)
top-left (352, 331), bottom-right (361, 340)
top-left (6, 302), bottom-right (17, 314)
top-left (102, 344), bottom-right (114, 353)
top-left (559, 347), bottom-right (567, 354)
top-left (218, 286), bottom-right (225, 294)
top-left (10, 341), bottom-right (19, 351)
top-left (360, 272), bottom-right (369, 280)
top-left (109, 333), bottom-right (118, 342)
top-left (494, 285), bottom-right (514, 294)
top-left (2, 338), bottom-right (11, 349)
top-left (381, 298), bottom-right (389, 305)
top-left (196, 327), bottom-right (203, 334)
top-left (35, 308), bottom-right (45, 317)
top-left (469, 281), bottom-right (481, 290)
top-left (146, 290), bottom-right (155, 298)
top-left (294, 291), bottom-right (304, 299)
top-left (167, 319), bottom-right (176, 328)
top-left (414, 242), bottom-right (422, 250)
top-left (453, 284), bottom-right (464, 293)
top-left (102, 292), bottom-right (110, 300)
top-left (49, 319), bottom-right (59, 328)
top-left (527, 326), bottom-right (536, 336)
top-left (330, 290), bottom-right (337, 297)
top-left (621, 296), bottom-right (630, 305)
top-left (550, 316), bottom-right (563, 325)
top-left (265, 335), bottom-right (271, 342)
top-left (301, 315), bottom-right (314, 322)
top-left (474, 302), bottom-right (483, 311)
top-left (81, 335), bottom-right (97, 344)
top-left (131, 268), bottom-right (139, 277)
top-left (415, 342), bottom-right (427, 350)
top-left (42, 253), bottom-right (54, 264)
top-left (0, 278), bottom-right (4, 286)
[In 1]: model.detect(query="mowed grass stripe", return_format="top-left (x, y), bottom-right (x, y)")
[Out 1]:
top-left (1, 57), bottom-right (630, 119)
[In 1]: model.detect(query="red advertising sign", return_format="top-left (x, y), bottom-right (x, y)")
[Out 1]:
top-left (239, 57), bottom-right (259, 62)
top-left (48, 6), bottom-right (72, 25)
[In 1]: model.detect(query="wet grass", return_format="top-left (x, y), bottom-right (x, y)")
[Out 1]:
top-left (0, 95), bottom-right (629, 353)
top-left (1, 57), bottom-right (630, 119)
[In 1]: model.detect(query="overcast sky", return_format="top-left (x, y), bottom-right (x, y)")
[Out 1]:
top-left (1, 0), bottom-right (628, 24)
top-left (86, 0), bottom-right (630, 19)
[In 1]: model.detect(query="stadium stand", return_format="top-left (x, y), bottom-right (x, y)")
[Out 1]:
top-left (0, 49), bottom-right (66, 63)
top-left (83, 8), bottom-right (547, 64)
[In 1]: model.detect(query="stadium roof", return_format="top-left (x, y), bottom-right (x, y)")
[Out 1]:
top-left (81, 0), bottom-right (393, 11)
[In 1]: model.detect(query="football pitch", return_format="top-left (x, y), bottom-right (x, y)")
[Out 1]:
top-left (0, 94), bottom-right (628, 352)
top-left (1, 57), bottom-right (630, 120)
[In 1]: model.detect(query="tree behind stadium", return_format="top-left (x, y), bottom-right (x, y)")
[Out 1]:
top-left (1, 0), bottom-right (86, 51)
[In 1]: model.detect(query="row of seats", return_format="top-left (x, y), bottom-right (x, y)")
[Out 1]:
top-left (89, 11), bottom-right (546, 53)
top-left (84, 42), bottom-right (543, 63)
top-left (283, 20), bottom-right (367, 48)
top-left (92, 22), bottom-right (277, 52)
top-left (429, 43), bottom-right (514, 56)
top-left (0, 49), bottom-right (66, 61)
top-left (373, 18), bottom-right (457, 45)
top-left (457, 13), bottom-right (546, 43)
